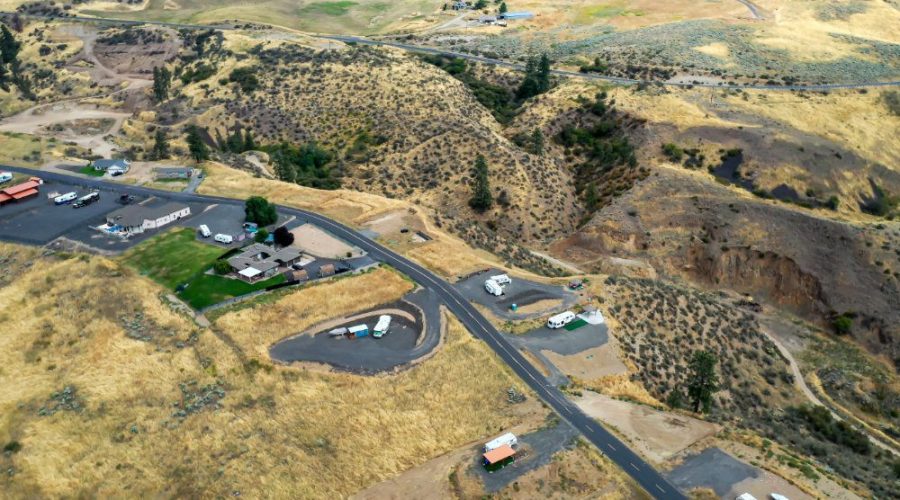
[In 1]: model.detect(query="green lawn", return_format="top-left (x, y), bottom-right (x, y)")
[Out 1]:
top-left (300, 0), bottom-right (358, 16)
top-left (120, 228), bottom-right (284, 309)
top-left (79, 165), bottom-right (106, 177)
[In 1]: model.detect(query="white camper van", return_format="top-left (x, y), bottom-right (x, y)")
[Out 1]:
top-left (214, 233), bottom-right (233, 244)
top-left (54, 192), bottom-right (77, 205)
top-left (547, 311), bottom-right (576, 329)
top-left (484, 433), bottom-right (517, 452)
top-left (0, 172), bottom-right (12, 184)
top-left (198, 224), bottom-right (212, 238)
top-left (484, 279), bottom-right (503, 296)
top-left (490, 274), bottom-right (511, 285)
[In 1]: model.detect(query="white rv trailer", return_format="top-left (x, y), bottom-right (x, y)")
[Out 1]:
top-left (54, 192), bottom-right (77, 205)
top-left (484, 279), bottom-right (503, 296)
top-left (373, 315), bottom-right (392, 338)
top-left (547, 311), bottom-right (576, 329)
top-left (490, 274), bottom-right (511, 285)
top-left (484, 432), bottom-right (518, 452)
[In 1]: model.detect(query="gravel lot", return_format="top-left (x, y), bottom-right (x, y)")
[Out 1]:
top-left (667, 447), bottom-right (759, 496)
top-left (268, 287), bottom-right (442, 374)
top-left (455, 268), bottom-right (578, 320)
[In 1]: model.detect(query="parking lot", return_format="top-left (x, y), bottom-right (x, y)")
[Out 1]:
top-left (454, 268), bottom-right (579, 320)
top-left (0, 178), bottom-right (143, 246)
top-left (268, 288), bottom-right (442, 374)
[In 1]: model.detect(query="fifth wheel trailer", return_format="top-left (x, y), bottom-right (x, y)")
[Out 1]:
top-left (484, 279), bottom-right (503, 296)
top-left (484, 432), bottom-right (517, 452)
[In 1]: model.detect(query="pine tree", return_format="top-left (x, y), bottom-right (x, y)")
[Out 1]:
top-left (152, 66), bottom-right (171, 102)
top-left (537, 53), bottom-right (551, 92)
top-left (225, 128), bottom-right (244, 153)
top-left (152, 128), bottom-right (170, 160)
top-left (529, 128), bottom-right (544, 155)
top-left (1, 25), bottom-right (21, 65)
top-left (499, 1), bottom-right (508, 14)
top-left (468, 154), bottom-right (493, 213)
top-left (687, 350), bottom-right (719, 413)
top-left (584, 182), bottom-right (599, 211)
top-left (186, 126), bottom-right (209, 162)
top-left (243, 130), bottom-right (256, 151)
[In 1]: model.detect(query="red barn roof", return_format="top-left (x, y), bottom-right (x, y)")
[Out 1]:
top-left (11, 188), bottom-right (38, 200)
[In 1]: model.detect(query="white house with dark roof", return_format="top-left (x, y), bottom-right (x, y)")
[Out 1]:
top-left (92, 158), bottom-right (131, 175)
top-left (227, 243), bottom-right (301, 283)
top-left (105, 202), bottom-right (191, 235)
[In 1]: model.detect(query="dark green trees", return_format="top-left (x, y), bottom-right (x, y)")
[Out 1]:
top-left (186, 126), bottom-right (209, 162)
top-left (244, 196), bottom-right (278, 226)
top-left (468, 154), bottom-right (493, 212)
top-left (687, 350), bottom-right (719, 413)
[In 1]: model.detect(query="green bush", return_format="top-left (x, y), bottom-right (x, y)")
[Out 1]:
top-left (213, 260), bottom-right (232, 275)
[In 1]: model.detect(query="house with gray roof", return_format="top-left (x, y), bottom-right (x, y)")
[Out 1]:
top-left (227, 243), bottom-right (302, 282)
top-left (105, 202), bottom-right (191, 235)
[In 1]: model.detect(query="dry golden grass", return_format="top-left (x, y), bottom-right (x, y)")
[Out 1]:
top-left (0, 245), bottom-right (537, 498)
top-left (213, 267), bottom-right (414, 359)
top-left (200, 162), bottom-right (521, 279)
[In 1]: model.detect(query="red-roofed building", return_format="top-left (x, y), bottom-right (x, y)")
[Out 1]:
top-left (0, 180), bottom-right (41, 206)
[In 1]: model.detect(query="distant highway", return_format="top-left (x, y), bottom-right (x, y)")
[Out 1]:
top-left (1, 165), bottom-right (687, 499)
top-left (6, 12), bottom-right (900, 91)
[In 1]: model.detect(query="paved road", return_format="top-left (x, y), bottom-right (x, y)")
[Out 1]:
top-left (7, 12), bottom-right (899, 91)
top-left (1, 165), bottom-right (685, 499)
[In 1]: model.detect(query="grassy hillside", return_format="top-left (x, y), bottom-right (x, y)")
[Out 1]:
top-left (0, 242), bottom-right (540, 497)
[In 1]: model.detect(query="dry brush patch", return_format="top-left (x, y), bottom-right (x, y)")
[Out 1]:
top-left (0, 246), bottom-right (538, 497)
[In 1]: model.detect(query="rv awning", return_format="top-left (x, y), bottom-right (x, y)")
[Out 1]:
top-left (483, 444), bottom-right (515, 464)
top-left (238, 267), bottom-right (262, 279)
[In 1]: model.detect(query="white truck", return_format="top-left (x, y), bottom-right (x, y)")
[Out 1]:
top-left (490, 274), bottom-right (511, 286)
top-left (484, 432), bottom-right (517, 452)
top-left (214, 233), bottom-right (233, 244)
top-left (547, 311), bottom-right (576, 329)
top-left (484, 279), bottom-right (503, 296)
top-left (373, 315), bottom-right (392, 338)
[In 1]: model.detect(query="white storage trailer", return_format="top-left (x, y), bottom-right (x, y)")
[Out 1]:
top-left (490, 274), bottom-right (511, 285)
top-left (198, 224), bottom-right (212, 238)
top-left (484, 432), bottom-right (517, 452)
top-left (547, 311), bottom-right (576, 329)
top-left (214, 233), bottom-right (233, 244)
top-left (484, 279), bottom-right (503, 296)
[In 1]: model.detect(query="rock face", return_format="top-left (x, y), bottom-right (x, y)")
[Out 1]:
top-left (553, 169), bottom-right (900, 368)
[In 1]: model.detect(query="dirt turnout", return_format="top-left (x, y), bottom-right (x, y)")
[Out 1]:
top-left (575, 392), bottom-right (718, 463)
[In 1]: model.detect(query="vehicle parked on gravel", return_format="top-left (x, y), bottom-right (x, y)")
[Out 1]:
top-left (72, 191), bottom-right (99, 208)
top-left (484, 432), bottom-right (517, 452)
top-left (484, 279), bottom-right (503, 296)
top-left (547, 311), bottom-right (576, 329)
top-left (373, 315), bottom-right (392, 338)
top-left (214, 233), bottom-right (233, 244)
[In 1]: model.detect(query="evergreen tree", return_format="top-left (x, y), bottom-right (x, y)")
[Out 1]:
top-left (151, 128), bottom-right (170, 159)
top-left (537, 53), bottom-right (551, 92)
top-left (499, 1), bottom-right (507, 13)
top-left (152, 66), bottom-right (171, 102)
top-left (529, 128), bottom-right (544, 155)
top-left (687, 350), bottom-right (719, 413)
top-left (243, 130), bottom-right (256, 151)
top-left (225, 128), bottom-right (244, 153)
top-left (584, 182), bottom-right (599, 211)
top-left (1, 24), bottom-right (21, 65)
top-left (468, 154), bottom-right (493, 212)
top-left (186, 126), bottom-right (209, 162)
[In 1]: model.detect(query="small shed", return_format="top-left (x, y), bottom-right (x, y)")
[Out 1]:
top-left (348, 324), bottom-right (369, 338)
top-left (284, 269), bottom-right (309, 282)
top-left (319, 263), bottom-right (336, 278)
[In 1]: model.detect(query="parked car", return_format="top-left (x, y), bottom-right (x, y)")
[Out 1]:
top-left (214, 233), bottom-right (233, 244)
top-left (198, 224), bottom-right (212, 238)
top-left (117, 194), bottom-right (135, 204)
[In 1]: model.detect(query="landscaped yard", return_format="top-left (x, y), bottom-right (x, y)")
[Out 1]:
top-left (79, 165), bottom-right (107, 177)
top-left (121, 228), bottom-right (283, 309)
